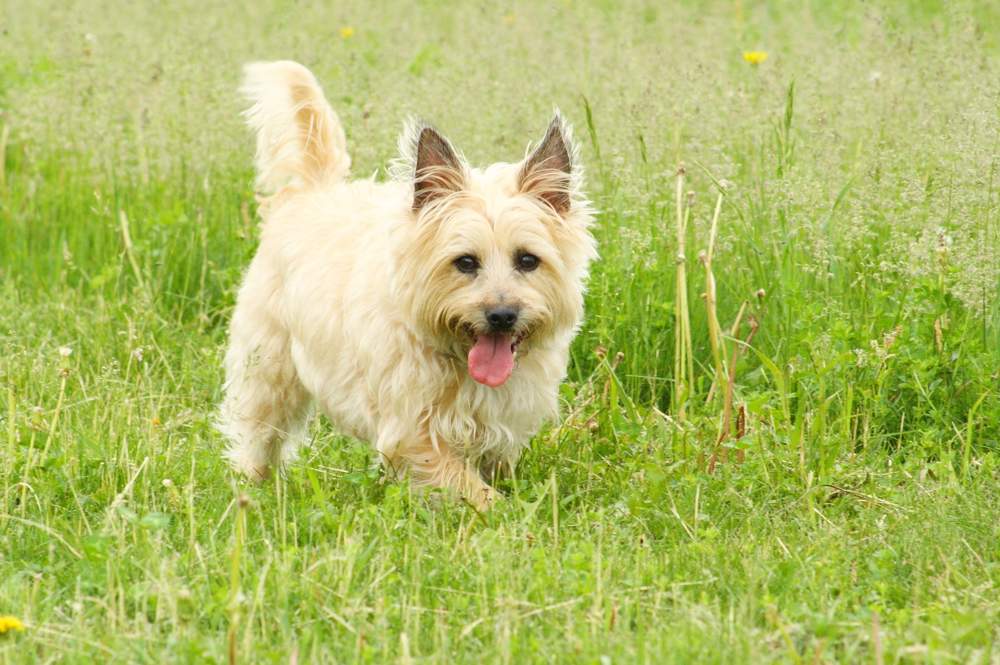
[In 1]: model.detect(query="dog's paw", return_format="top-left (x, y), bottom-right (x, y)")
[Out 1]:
top-left (465, 484), bottom-right (500, 512)
top-left (228, 457), bottom-right (273, 483)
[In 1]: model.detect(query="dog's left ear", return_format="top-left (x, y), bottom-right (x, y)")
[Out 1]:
top-left (518, 113), bottom-right (576, 215)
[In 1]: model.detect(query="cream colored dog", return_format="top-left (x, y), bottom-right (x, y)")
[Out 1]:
top-left (219, 61), bottom-right (596, 508)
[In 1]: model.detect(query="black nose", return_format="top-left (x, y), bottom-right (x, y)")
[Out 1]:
top-left (485, 306), bottom-right (519, 332)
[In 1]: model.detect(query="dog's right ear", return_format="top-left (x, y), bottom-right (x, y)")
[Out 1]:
top-left (410, 125), bottom-right (465, 211)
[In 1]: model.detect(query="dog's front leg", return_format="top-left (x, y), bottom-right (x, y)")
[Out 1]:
top-left (395, 436), bottom-right (497, 511)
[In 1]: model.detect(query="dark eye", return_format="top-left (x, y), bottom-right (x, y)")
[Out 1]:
top-left (454, 255), bottom-right (480, 274)
top-left (516, 252), bottom-right (540, 272)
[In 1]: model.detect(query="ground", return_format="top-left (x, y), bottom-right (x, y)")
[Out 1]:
top-left (1, 1), bottom-right (999, 663)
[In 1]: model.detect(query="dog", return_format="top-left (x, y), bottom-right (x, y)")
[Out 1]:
top-left (218, 61), bottom-right (597, 509)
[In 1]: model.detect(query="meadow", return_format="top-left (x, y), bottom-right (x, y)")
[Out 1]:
top-left (2, 1), bottom-right (999, 662)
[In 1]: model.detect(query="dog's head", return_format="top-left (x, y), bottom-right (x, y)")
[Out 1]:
top-left (394, 114), bottom-right (597, 387)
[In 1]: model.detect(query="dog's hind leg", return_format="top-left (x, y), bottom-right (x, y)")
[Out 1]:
top-left (218, 271), bottom-right (312, 480)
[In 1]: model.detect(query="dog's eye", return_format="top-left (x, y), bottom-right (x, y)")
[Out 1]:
top-left (454, 255), bottom-right (480, 274)
top-left (516, 252), bottom-right (540, 272)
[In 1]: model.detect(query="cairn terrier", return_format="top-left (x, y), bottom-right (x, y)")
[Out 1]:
top-left (219, 61), bottom-right (596, 508)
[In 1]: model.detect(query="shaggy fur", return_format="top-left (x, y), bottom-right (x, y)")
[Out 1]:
top-left (219, 60), bottom-right (597, 509)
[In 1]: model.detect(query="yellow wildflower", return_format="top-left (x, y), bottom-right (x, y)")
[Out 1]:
top-left (503, 13), bottom-right (516, 25)
top-left (743, 51), bottom-right (768, 65)
top-left (339, 26), bottom-right (354, 39)
top-left (151, 416), bottom-right (161, 426)
top-left (0, 616), bottom-right (25, 634)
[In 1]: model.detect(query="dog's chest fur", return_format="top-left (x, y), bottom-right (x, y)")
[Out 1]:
top-left (291, 320), bottom-right (564, 465)
top-left (427, 352), bottom-right (563, 462)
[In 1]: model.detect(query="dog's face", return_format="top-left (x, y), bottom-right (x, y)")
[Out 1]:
top-left (395, 116), bottom-right (596, 387)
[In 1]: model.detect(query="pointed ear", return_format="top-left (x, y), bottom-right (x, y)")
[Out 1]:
top-left (412, 125), bottom-right (465, 211)
top-left (518, 113), bottom-right (576, 215)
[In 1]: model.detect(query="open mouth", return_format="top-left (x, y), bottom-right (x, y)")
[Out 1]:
top-left (467, 331), bottom-right (525, 387)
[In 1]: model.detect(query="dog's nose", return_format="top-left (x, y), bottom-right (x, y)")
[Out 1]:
top-left (485, 306), bottom-right (519, 332)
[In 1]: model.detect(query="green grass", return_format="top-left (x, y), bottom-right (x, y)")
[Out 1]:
top-left (2, 1), bottom-right (1000, 662)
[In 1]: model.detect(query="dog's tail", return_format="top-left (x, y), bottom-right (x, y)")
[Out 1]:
top-left (241, 61), bottom-right (351, 194)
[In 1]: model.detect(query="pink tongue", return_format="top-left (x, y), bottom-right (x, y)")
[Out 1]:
top-left (468, 334), bottom-right (515, 387)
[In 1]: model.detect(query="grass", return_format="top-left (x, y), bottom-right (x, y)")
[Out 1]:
top-left (2, 0), bottom-right (1000, 662)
